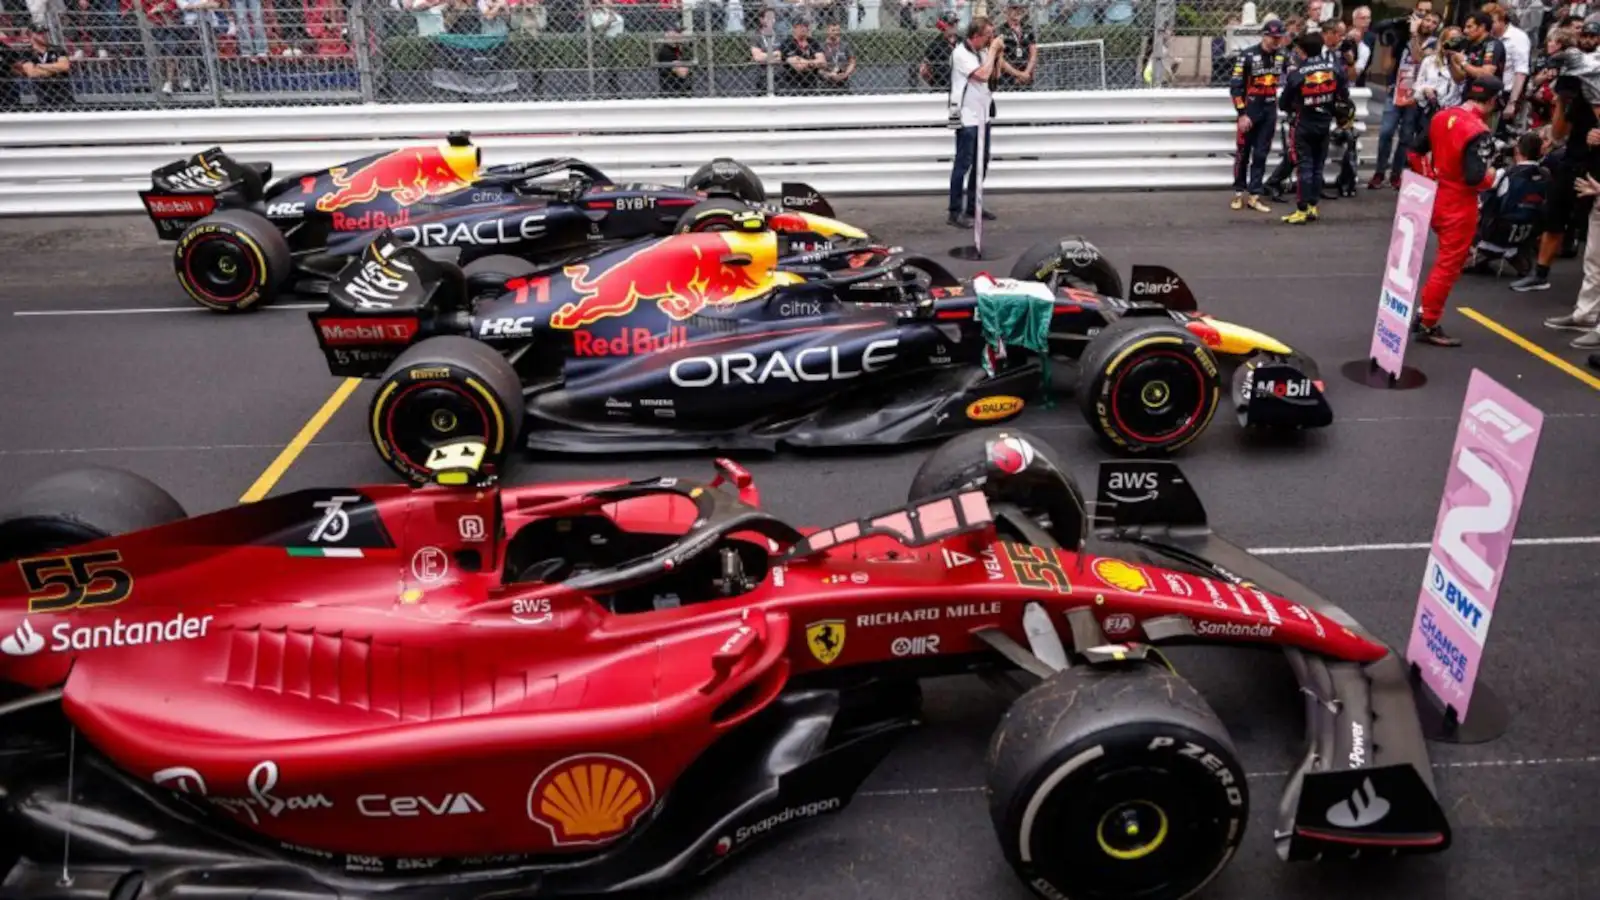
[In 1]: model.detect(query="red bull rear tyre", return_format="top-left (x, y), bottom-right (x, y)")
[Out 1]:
top-left (1077, 318), bottom-right (1221, 455)
top-left (172, 209), bottom-right (292, 313)
top-left (1011, 237), bottom-right (1124, 299)
top-left (673, 199), bottom-right (768, 234)
top-left (370, 337), bottom-right (524, 485)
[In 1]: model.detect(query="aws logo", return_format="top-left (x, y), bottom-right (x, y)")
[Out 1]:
top-left (966, 395), bottom-right (1024, 422)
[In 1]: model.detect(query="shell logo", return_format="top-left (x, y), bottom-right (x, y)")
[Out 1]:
top-left (966, 395), bottom-right (1024, 422)
top-left (1092, 558), bottom-right (1154, 594)
top-left (527, 754), bottom-right (657, 846)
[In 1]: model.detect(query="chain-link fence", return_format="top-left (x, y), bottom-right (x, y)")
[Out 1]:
top-left (2, 0), bottom-right (1281, 111)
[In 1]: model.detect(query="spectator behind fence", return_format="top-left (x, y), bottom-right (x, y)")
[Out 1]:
top-left (779, 17), bottom-right (824, 94)
top-left (142, 0), bottom-right (202, 94)
top-left (918, 11), bottom-right (958, 90)
top-left (996, 0), bottom-right (1034, 90)
top-left (590, 0), bottom-right (625, 37)
top-left (397, 0), bottom-right (446, 36)
top-left (233, 0), bottom-right (266, 55)
top-left (16, 23), bottom-right (70, 106)
top-left (751, 7), bottom-right (780, 63)
top-left (658, 25), bottom-right (692, 95)
top-left (819, 21), bottom-right (853, 91)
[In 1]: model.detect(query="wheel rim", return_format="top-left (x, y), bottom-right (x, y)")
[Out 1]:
top-left (1035, 765), bottom-right (1219, 899)
top-left (182, 234), bottom-right (259, 304)
top-left (1107, 350), bottom-right (1208, 446)
top-left (382, 382), bottom-right (494, 480)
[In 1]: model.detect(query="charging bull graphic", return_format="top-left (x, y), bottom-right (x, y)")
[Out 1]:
top-left (316, 148), bottom-right (476, 213)
top-left (549, 233), bottom-right (775, 330)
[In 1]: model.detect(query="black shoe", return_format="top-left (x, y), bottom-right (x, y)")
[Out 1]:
top-left (1415, 324), bottom-right (1462, 347)
top-left (1588, 353), bottom-right (1600, 371)
top-left (1339, 183), bottom-right (1357, 197)
top-left (979, 208), bottom-right (997, 221)
top-left (950, 213), bottom-right (973, 228)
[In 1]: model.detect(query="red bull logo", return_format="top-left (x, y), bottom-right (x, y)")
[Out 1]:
top-left (1305, 70), bottom-right (1334, 85)
top-left (574, 326), bottom-right (688, 357)
top-left (550, 234), bottom-right (768, 331)
top-left (331, 209), bottom-right (413, 232)
top-left (316, 148), bottom-right (474, 213)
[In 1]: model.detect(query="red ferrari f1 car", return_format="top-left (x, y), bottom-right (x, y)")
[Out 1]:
top-left (0, 430), bottom-right (1449, 900)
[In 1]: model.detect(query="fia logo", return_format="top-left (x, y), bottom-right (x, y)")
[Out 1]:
top-left (309, 495), bottom-right (364, 543)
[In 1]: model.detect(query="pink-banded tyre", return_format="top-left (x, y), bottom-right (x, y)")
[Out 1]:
top-left (172, 209), bottom-right (292, 313)
top-left (986, 663), bottom-right (1247, 900)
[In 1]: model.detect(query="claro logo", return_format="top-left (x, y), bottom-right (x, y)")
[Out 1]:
top-left (1132, 277), bottom-right (1180, 295)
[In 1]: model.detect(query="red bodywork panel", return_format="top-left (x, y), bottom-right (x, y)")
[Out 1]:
top-left (0, 477), bottom-right (1384, 859)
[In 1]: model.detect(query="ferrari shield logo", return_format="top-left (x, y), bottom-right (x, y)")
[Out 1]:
top-left (805, 619), bottom-right (846, 665)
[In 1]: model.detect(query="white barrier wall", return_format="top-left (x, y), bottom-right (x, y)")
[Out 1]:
top-left (0, 88), bottom-right (1372, 215)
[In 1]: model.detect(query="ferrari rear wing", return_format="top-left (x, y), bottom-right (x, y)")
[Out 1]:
top-left (1089, 461), bottom-right (1451, 862)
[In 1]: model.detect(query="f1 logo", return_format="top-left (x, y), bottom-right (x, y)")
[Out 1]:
top-left (1401, 182), bottom-right (1434, 202)
top-left (1466, 398), bottom-right (1533, 444)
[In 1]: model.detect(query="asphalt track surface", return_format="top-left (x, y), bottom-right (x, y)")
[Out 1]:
top-left (1, 190), bottom-right (1597, 900)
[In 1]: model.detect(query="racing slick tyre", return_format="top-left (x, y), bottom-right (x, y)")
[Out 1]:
top-left (1011, 237), bottom-right (1124, 298)
top-left (172, 209), bottom-right (292, 313)
top-left (1076, 318), bottom-right (1221, 455)
top-left (0, 467), bottom-right (188, 562)
top-left (683, 157), bottom-right (767, 204)
top-left (370, 336), bottom-right (524, 485)
top-left (674, 199), bottom-right (768, 234)
top-left (908, 428), bottom-right (1088, 551)
top-left (987, 663), bottom-right (1247, 900)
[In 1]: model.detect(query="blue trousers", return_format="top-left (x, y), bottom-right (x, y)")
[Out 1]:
top-left (1374, 101), bottom-right (1421, 179)
top-left (1233, 107), bottom-right (1277, 193)
top-left (949, 124), bottom-right (992, 215)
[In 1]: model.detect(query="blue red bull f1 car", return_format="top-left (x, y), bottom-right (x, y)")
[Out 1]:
top-left (307, 227), bottom-right (1334, 484)
top-left (137, 132), bottom-right (862, 313)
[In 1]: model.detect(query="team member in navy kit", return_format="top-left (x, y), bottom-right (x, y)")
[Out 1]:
top-left (1229, 20), bottom-right (1289, 212)
top-left (1279, 30), bottom-right (1350, 224)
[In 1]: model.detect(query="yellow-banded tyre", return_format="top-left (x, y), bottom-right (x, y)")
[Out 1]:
top-left (987, 664), bottom-right (1247, 900)
top-left (172, 209), bottom-right (291, 313)
top-left (1076, 318), bottom-right (1221, 455)
top-left (674, 199), bottom-right (768, 234)
top-left (369, 337), bottom-right (523, 486)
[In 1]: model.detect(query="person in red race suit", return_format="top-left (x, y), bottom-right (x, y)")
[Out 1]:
top-left (1406, 75), bottom-right (1503, 347)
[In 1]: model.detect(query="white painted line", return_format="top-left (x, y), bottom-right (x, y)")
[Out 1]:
top-left (12, 302), bottom-right (323, 317)
top-left (855, 754), bottom-right (1600, 798)
top-left (1246, 536), bottom-right (1600, 556)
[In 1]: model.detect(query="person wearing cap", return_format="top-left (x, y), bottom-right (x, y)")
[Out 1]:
top-left (1511, 33), bottom-right (1599, 292)
top-left (1279, 29), bottom-right (1350, 223)
top-left (919, 13), bottom-right (961, 90)
top-left (1406, 75), bottom-right (1505, 347)
top-left (1229, 19), bottom-right (1289, 212)
top-left (11, 25), bottom-right (72, 109)
top-left (996, 0), bottom-right (1037, 91)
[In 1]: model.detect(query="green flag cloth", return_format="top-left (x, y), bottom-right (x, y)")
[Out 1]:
top-left (974, 276), bottom-right (1056, 407)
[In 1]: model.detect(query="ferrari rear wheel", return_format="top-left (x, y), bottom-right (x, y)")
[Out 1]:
top-left (370, 336), bottom-right (523, 485)
top-left (173, 209), bottom-right (291, 313)
top-left (1076, 318), bottom-right (1220, 455)
top-left (987, 664), bottom-right (1247, 900)
top-left (0, 468), bottom-right (187, 563)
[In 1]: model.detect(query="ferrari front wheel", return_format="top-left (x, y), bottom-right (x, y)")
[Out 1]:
top-left (369, 336), bottom-right (523, 485)
top-left (1076, 318), bottom-right (1221, 455)
top-left (987, 664), bottom-right (1247, 900)
top-left (172, 209), bottom-right (291, 312)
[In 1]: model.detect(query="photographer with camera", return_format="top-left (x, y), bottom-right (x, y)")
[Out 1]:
top-left (947, 17), bottom-right (1003, 228)
top-left (1406, 76), bottom-right (1506, 347)
top-left (1370, 7), bottom-right (1439, 189)
top-left (1418, 25), bottom-right (1467, 117)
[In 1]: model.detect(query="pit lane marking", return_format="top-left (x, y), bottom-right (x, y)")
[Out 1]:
top-left (1460, 307), bottom-right (1600, 391)
top-left (11, 303), bottom-right (324, 317)
top-left (854, 754), bottom-right (1600, 798)
top-left (238, 378), bottom-right (363, 504)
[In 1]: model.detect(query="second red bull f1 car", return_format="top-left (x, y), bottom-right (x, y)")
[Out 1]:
top-left (0, 430), bottom-right (1451, 900)
top-left (137, 133), bottom-right (861, 313)
top-left (308, 227), bottom-right (1334, 484)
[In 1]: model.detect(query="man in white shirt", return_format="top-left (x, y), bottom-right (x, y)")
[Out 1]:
top-left (1488, 4), bottom-right (1531, 117)
top-left (948, 17), bottom-right (1004, 228)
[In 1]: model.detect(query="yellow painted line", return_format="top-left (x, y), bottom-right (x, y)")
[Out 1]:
top-left (238, 378), bottom-right (363, 503)
top-left (1459, 307), bottom-right (1600, 391)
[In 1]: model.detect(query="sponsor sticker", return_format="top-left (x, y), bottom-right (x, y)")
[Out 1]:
top-left (318, 318), bottom-right (419, 345)
top-left (965, 395), bottom-right (1024, 422)
top-left (1090, 558), bottom-right (1154, 594)
top-left (526, 754), bottom-right (656, 846)
top-left (1, 612), bottom-right (214, 657)
top-left (1101, 613), bottom-right (1136, 637)
top-left (890, 634), bottom-right (941, 657)
top-left (804, 619), bottom-right (846, 664)
top-left (574, 326), bottom-right (688, 357)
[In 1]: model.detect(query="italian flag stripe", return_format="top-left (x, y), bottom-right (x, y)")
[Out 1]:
top-left (286, 547), bottom-right (365, 558)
